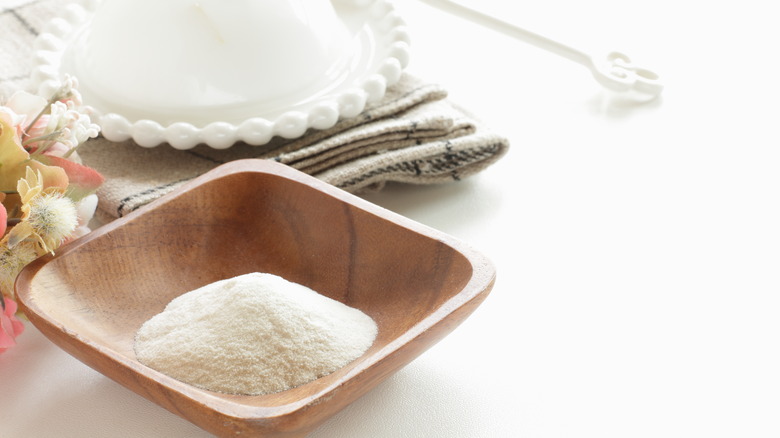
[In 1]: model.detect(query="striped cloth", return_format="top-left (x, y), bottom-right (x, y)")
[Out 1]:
top-left (1, 0), bottom-right (509, 221)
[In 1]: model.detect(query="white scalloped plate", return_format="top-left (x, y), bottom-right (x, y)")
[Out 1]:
top-left (29, 0), bottom-right (410, 150)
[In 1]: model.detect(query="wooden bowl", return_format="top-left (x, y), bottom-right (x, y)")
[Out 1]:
top-left (15, 159), bottom-right (496, 437)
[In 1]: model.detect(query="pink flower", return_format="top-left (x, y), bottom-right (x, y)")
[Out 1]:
top-left (21, 114), bottom-right (49, 139)
top-left (0, 202), bottom-right (6, 238)
top-left (0, 296), bottom-right (25, 354)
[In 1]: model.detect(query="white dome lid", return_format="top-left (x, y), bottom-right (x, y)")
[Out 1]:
top-left (30, 0), bottom-right (411, 148)
top-left (73, 0), bottom-right (353, 124)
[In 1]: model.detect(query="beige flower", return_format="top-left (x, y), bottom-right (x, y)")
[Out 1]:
top-left (6, 167), bottom-right (78, 255)
top-left (0, 242), bottom-right (38, 297)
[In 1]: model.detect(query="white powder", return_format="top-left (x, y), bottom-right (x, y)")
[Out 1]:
top-left (134, 272), bottom-right (377, 395)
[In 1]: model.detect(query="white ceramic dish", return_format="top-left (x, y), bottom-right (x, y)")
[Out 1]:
top-left (29, 0), bottom-right (410, 149)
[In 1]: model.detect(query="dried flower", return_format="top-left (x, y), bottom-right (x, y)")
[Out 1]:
top-left (0, 201), bottom-right (6, 239)
top-left (1, 75), bottom-right (98, 158)
top-left (0, 242), bottom-right (38, 297)
top-left (0, 77), bottom-right (103, 304)
top-left (7, 167), bottom-right (78, 255)
top-left (71, 193), bottom-right (99, 240)
top-left (0, 296), bottom-right (25, 354)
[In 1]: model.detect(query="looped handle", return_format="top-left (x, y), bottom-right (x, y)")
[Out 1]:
top-left (591, 51), bottom-right (663, 98)
top-left (417, 0), bottom-right (664, 101)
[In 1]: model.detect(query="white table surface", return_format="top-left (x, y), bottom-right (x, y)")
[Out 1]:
top-left (3, 0), bottom-right (780, 437)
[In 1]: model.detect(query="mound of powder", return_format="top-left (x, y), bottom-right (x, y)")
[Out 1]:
top-left (134, 272), bottom-right (377, 395)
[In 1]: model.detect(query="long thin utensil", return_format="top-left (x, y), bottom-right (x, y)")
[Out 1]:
top-left (416, 0), bottom-right (663, 99)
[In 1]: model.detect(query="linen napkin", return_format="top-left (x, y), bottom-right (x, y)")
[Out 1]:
top-left (1, 0), bottom-right (509, 221)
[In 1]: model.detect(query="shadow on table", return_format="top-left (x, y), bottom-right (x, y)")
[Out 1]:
top-left (16, 376), bottom-right (209, 438)
top-left (585, 90), bottom-right (664, 120)
top-left (311, 360), bottom-right (496, 438)
top-left (1, 330), bottom-right (207, 438)
top-left (360, 176), bottom-right (504, 237)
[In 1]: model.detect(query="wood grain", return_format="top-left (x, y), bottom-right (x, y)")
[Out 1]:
top-left (16, 159), bottom-right (496, 437)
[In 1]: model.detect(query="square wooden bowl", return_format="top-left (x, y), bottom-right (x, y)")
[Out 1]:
top-left (15, 159), bottom-right (496, 437)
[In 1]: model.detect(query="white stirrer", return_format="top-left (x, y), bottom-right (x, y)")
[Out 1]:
top-left (416, 0), bottom-right (663, 99)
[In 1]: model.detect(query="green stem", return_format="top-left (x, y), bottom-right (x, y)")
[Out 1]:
top-left (23, 131), bottom-right (63, 154)
top-left (22, 95), bottom-right (58, 139)
top-left (30, 140), bottom-right (60, 157)
top-left (62, 143), bottom-right (80, 159)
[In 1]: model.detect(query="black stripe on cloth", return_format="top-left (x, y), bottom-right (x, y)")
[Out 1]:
top-left (335, 142), bottom-right (505, 189)
top-left (4, 7), bottom-right (39, 36)
top-left (116, 177), bottom-right (193, 217)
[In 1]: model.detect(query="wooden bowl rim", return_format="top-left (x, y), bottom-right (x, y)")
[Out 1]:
top-left (15, 159), bottom-right (496, 422)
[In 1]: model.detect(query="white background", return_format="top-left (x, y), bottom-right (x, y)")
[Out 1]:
top-left (3, 0), bottom-right (780, 436)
